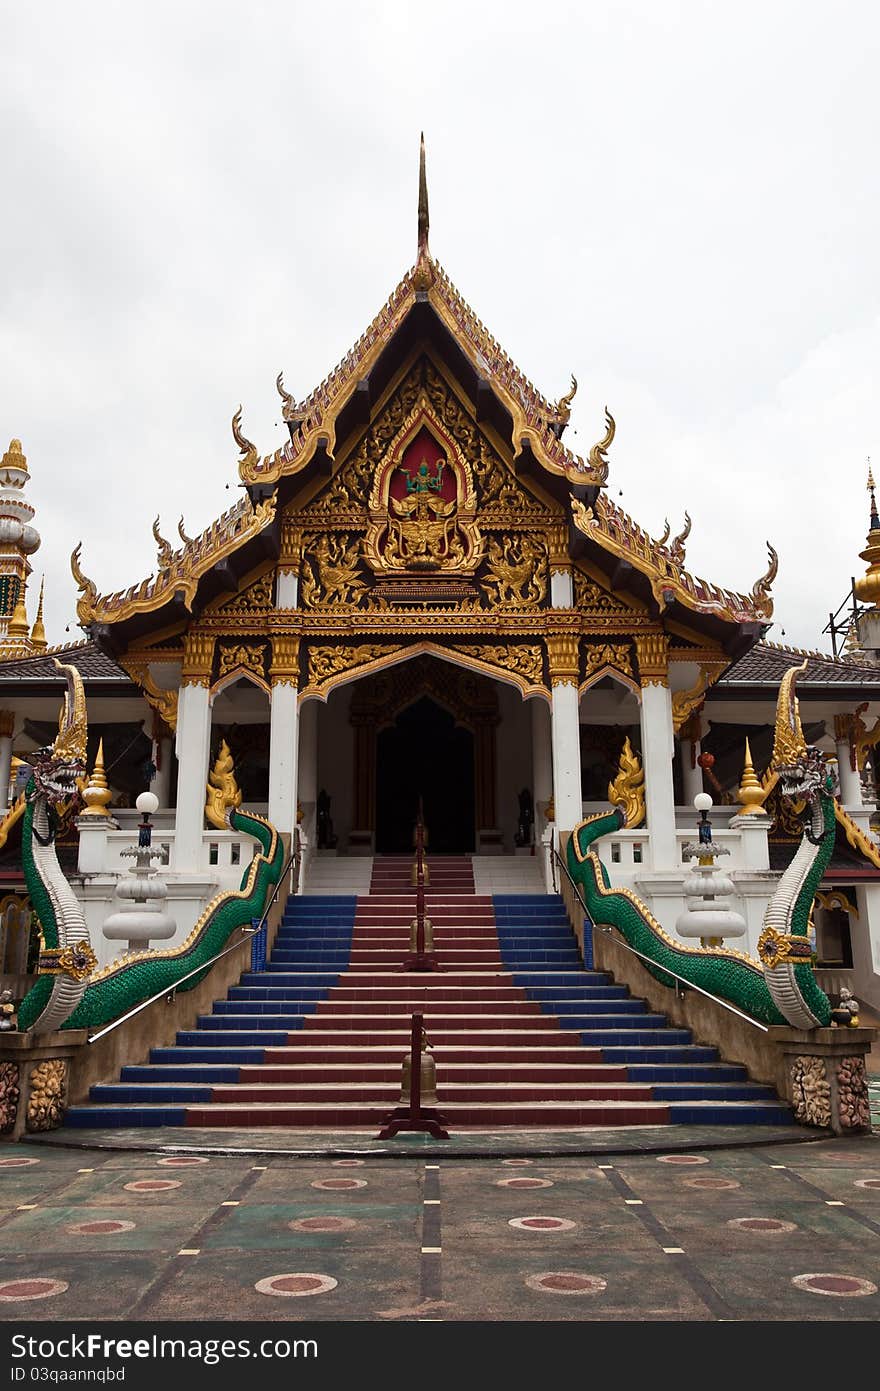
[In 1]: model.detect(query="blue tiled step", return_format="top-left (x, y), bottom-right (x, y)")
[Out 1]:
top-left (212, 1000), bottom-right (319, 1016)
top-left (196, 1015), bottom-right (309, 1030)
top-left (668, 1102), bottom-right (794, 1125)
top-left (579, 1029), bottom-right (693, 1046)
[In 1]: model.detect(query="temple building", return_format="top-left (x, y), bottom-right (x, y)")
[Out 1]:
top-left (1, 144), bottom-right (880, 1026)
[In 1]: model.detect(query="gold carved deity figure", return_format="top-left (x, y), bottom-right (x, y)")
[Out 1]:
top-left (362, 396), bottom-right (484, 579)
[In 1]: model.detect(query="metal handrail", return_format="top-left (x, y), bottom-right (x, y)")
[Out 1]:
top-left (87, 835), bottom-right (299, 1045)
top-left (552, 845), bottom-right (769, 1034)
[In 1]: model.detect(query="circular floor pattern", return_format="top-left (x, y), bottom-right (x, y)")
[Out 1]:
top-left (0, 1278), bottom-right (69, 1302)
top-left (331, 1159), bottom-right (365, 1167)
top-left (157, 1156), bottom-right (210, 1167)
top-left (727, 1217), bottom-right (797, 1234)
top-left (525, 1272), bottom-right (606, 1296)
top-left (854, 1178), bottom-right (880, 1190)
top-left (509, 1216), bottom-right (576, 1232)
top-left (683, 1176), bottom-right (741, 1191)
top-left (791, 1273), bottom-right (878, 1297)
top-left (496, 1178), bottom-right (553, 1189)
top-left (288, 1216), bottom-right (358, 1233)
top-left (656, 1154), bottom-right (709, 1165)
top-left (123, 1180), bottom-right (182, 1193)
top-left (310, 1178), bottom-right (367, 1191)
top-left (66, 1219), bottom-right (137, 1237)
top-left (0, 1156), bottom-right (40, 1167)
top-left (501, 1158), bottom-right (533, 1166)
top-left (255, 1273), bottom-right (338, 1298)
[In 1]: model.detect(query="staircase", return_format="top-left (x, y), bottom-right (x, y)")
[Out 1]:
top-left (65, 858), bottom-right (792, 1130)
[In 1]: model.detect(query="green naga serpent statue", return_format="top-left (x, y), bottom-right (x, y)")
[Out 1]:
top-left (566, 661), bottom-right (834, 1029)
top-left (14, 660), bottom-right (284, 1034)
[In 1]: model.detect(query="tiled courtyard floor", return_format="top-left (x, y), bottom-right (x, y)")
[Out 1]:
top-left (0, 1128), bottom-right (878, 1322)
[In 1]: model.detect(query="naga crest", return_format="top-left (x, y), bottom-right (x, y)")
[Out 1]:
top-left (28, 660), bottom-right (88, 806)
top-left (770, 661), bottom-right (835, 808)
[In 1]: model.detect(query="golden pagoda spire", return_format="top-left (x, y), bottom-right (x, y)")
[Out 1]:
top-left (736, 737), bottom-right (768, 815)
top-left (418, 131), bottom-right (430, 260)
top-left (6, 586), bottom-right (29, 641)
top-left (30, 577), bottom-right (47, 651)
top-left (854, 458), bottom-right (880, 606)
top-left (80, 738), bottom-right (113, 817)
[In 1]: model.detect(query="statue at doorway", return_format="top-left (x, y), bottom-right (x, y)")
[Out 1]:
top-left (515, 787), bottom-right (534, 847)
top-left (316, 788), bottom-right (337, 850)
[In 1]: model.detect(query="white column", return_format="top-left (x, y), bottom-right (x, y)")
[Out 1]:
top-left (550, 682), bottom-right (582, 833)
top-left (835, 736), bottom-right (864, 808)
top-left (0, 722), bottom-right (12, 811)
top-left (173, 682), bottom-right (212, 871)
top-left (640, 681), bottom-right (678, 870)
top-left (550, 570), bottom-right (574, 608)
top-left (680, 738), bottom-right (704, 805)
top-left (268, 682), bottom-right (299, 838)
top-left (149, 736), bottom-right (172, 808)
top-left (531, 697), bottom-right (553, 830)
top-left (276, 570), bottom-right (298, 609)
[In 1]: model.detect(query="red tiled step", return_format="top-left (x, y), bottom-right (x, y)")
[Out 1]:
top-left (237, 1062), bottom-right (630, 1083)
top-left (261, 1044), bottom-right (605, 1064)
top-left (207, 1082), bottom-right (655, 1104)
top-left (184, 1101), bottom-right (672, 1128)
top-left (299, 1015), bottom-right (561, 1033)
top-left (312, 998), bottom-right (543, 1016)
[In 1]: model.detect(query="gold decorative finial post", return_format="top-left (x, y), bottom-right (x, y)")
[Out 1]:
top-left (868, 457), bottom-right (878, 531)
top-left (6, 585), bottom-right (29, 641)
top-left (418, 131), bottom-right (429, 260)
top-left (736, 737), bottom-right (768, 815)
top-left (854, 459), bottom-right (880, 607)
top-left (30, 577), bottom-right (47, 651)
top-left (80, 738), bottom-right (113, 817)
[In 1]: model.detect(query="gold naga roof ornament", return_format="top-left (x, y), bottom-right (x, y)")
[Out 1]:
top-left (276, 371), bottom-right (306, 425)
top-left (70, 543), bottom-right (98, 626)
top-left (669, 512), bottom-right (691, 566)
top-left (549, 376), bottom-right (578, 436)
top-left (750, 542), bottom-right (778, 612)
top-left (152, 517), bottom-right (174, 571)
top-left (770, 659), bottom-right (809, 769)
top-left (177, 516), bottom-right (194, 546)
top-left (231, 405), bottom-right (259, 474)
top-left (657, 519), bottom-right (671, 546)
top-left (586, 408), bottom-right (615, 482)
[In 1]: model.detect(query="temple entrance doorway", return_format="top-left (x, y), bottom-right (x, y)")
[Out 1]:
top-left (375, 696), bottom-right (475, 853)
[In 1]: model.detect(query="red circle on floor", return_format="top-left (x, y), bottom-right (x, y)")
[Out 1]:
top-left (0, 1278), bottom-right (68, 1302)
top-left (157, 1156), bottom-right (209, 1167)
top-left (310, 1178), bottom-right (367, 1190)
top-left (123, 1180), bottom-right (181, 1192)
top-left (727, 1217), bottom-right (796, 1234)
top-left (66, 1219), bottom-right (136, 1236)
top-left (501, 1159), bottom-right (533, 1166)
top-left (526, 1271), bottom-right (606, 1296)
top-left (255, 1272), bottom-right (337, 1297)
top-left (289, 1216), bottom-right (357, 1233)
top-left (792, 1273), bottom-right (878, 1297)
top-left (0, 1157), bottom-right (39, 1167)
top-left (331, 1159), bottom-right (365, 1167)
top-left (854, 1179), bottom-right (880, 1190)
top-left (656, 1154), bottom-right (708, 1165)
top-left (497, 1178), bottom-right (553, 1189)
top-left (509, 1216), bottom-right (576, 1232)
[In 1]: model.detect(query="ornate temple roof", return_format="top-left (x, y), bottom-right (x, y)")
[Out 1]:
top-left (65, 142), bottom-right (776, 649)
top-left (0, 638), bottom-right (128, 685)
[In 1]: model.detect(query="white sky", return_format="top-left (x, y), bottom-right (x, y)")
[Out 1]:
top-left (2, 1), bottom-right (878, 652)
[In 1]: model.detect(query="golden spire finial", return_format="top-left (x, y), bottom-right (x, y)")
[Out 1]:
top-left (736, 737), bottom-right (768, 815)
top-left (854, 458), bottom-right (880, 606)
top-left (30, 577), bottom-right (47, 651)
top-left (80, 737), bottom-right (112, 818)
top-left (770, 660), bottom-right (809, 769)
top-left (867, 457), bottom-right (879, 531)
top-left (418, 131), bottom-right (430, 260)
top-left (2, 439), bottom-right (26, 471)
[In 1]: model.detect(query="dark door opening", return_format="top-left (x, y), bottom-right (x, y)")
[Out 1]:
top-left (375, 696), bottom-right (475, 854)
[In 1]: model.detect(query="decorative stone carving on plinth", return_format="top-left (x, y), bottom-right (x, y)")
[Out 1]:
top-left (102, 792), bottom-right (175, 956)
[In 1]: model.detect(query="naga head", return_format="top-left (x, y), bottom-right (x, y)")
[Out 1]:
top-left (770, 661), bottom-right (836, 806)
top-left (27, 660), bottom-right (88, 805)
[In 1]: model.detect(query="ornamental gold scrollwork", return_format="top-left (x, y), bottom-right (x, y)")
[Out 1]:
top-left (671, 670), bottom-right (710, 733)
top-left (455, 643), bottom-right (544, 688)
top-left (120, 659), bottom-right (179, 732)
top-left (307, 643), bottom-right (405, 689)
top-left (301, 534), bottom-right (368, 608)
top-left (481, 535), bottom-right (547, 608)
top-left (582, 642), bottom-right (634, 687)
top-left (217, 641), bottom-right (268, 686)
top-left (217, 572), bottom-right (275, 614)
top-left (608, 737), bottom-right (646, 829)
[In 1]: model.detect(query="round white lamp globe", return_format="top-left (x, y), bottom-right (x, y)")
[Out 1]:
top-left (693, 792), bottom-right (713, 813)
top-left (136, 791), bottom-right (159, 816)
